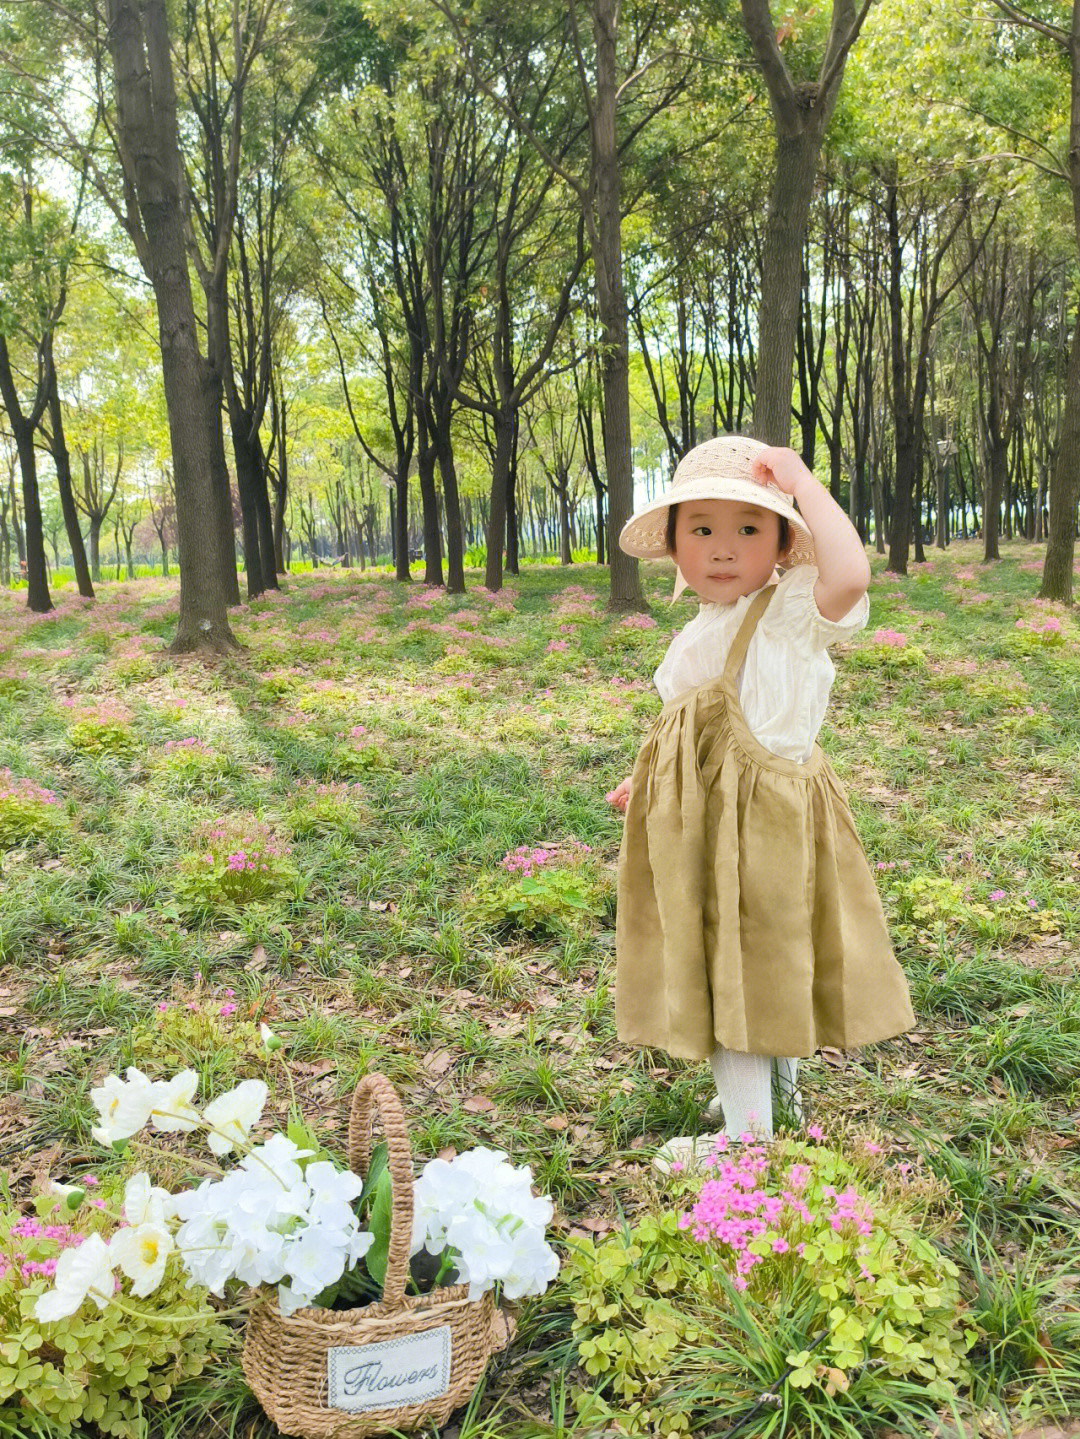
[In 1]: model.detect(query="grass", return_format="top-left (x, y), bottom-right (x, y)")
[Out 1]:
top-left (1, 541), bottom-right (1079, 1435)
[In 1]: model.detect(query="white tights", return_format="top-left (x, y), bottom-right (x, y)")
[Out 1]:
top-left (709, 1045), bottom-right (800, 1140)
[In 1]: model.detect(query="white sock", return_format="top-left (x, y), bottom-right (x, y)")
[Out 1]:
top-left (709, 1046), bottom-right (774, 1139)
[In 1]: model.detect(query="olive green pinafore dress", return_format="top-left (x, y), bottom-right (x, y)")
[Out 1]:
top-left (615, 583), bottom-right (915, 1061)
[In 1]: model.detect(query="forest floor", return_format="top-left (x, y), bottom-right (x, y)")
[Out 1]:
top-left (0, 539), bottom-right (1078, 1438)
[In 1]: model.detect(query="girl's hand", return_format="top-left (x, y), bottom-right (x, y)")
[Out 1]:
top-left (605, 777), bottom-right (632, 814)
top-left (751, 446), bottom-right (812, 498)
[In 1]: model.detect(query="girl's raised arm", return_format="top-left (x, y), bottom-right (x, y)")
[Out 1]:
top-left (752, 447), bottom-right (870, 622)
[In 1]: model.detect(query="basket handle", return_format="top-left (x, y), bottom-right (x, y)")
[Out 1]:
top-left (347, 1073), bottom-right (414, 1313)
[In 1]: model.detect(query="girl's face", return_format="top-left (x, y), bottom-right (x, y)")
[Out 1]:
top-left (670, 499), bottom-right (789, 605)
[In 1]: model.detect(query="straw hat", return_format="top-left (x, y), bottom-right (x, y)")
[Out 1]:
top-left (619, 435), bottom-right (816, 598)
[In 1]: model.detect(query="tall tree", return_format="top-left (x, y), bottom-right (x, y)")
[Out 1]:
top-left (739, 0), bottom-right (873, 444)
top-left (102, 0), bottom-right (238, 649)
top-left (988, 0), bottom-right (1080, 601)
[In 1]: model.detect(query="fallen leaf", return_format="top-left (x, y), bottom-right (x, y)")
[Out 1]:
top-left (437, 1146), bottom-right (458, 1161)
top-left (245, 945), bottom-right (268, 972)
top-left (421, 1049), bottom-right (455, 1077)
top-left (577, 1215), bottom-right (615, 1234)
top-left (462, 1096), bottom-right (496, 1114)
top-left (542, 1115), bottom-right (569, 1131)
top-left (398, 967), bottom-right (413, 980)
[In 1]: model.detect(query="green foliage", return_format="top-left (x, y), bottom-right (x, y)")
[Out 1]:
top-left (0, 773), bottom-right (61, 848)
top-left (886, 874), bottom-right (1059, 946)
top-left (66, 719), bottom-right (134, 757)
top-left (175, 818), bottom-right (296, 916)
top-left (0, 1192), bottom-right (233, 1439)
top-left (848, 641), bottom-right (927, 673)
top-left (555, 1137), bottom-right (975, 1434)
top-left (464, 866), bottom-right (602, 938)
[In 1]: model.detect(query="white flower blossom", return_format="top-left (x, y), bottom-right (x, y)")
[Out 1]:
top-left (149, 1070), bottom-right (201, 1132)
top-left (110, 1222), bottom-right (173, 1297)
top-left (33, 1234), bottom-right (116, 1321)
top-left (123, 1172), bottom-right (170, 1228)
top-left (90, 1068), bottom-right (157, 1144)
top-left (410, 1147), bottom-right (559, 1300)
top-left (202, 1079), bottom-right (268, 1156)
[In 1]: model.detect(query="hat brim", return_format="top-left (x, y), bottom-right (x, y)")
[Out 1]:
top-left (619, 476), bottom-right (815, 568)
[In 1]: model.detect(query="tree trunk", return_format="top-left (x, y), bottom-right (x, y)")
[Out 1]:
top-left (11, 425), bottom-right (51, 612)
top-left (416, 410), bottom-right (443, 587)
top-left (47, 372), bottom-right (94, 599)
top-left (432, 413), bottom-right (465, 594)
top-left (1041, 303), bottom-right (1080, 603)
top-left (106, 0), bottom-right (236, 650)
top-left (755, 130), bottom-right (822, 445)
top-left (484, 412), bottom-right (514, 591)
top-left (231, 418), bottom-right (265, 599)
top-left (591, 0), bottom-right (643, 612)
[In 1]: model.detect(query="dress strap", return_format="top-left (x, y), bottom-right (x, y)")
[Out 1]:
top-left (721, 583), bottom-right (777, 689)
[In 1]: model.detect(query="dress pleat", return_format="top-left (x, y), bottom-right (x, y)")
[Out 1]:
top-left (616, 584), bottom-right (915, 1061)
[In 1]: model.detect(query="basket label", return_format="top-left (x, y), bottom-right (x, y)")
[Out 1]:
top-left (327, 1326), bottom-right (452, 1412)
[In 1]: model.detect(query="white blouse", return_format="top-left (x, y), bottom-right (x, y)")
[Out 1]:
top-left (653, 565), bottom-right (869, 763)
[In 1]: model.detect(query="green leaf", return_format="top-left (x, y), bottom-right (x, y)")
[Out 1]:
top-left (364, 1167), bottom-right (393, 1291)
top-left (358, 1140), bottom-right (388, 1213)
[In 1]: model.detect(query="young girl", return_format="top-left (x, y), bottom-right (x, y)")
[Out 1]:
top-left (605, 435), bottom-right (915, 1165)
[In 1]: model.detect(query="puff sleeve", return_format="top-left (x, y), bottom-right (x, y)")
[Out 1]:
top-left (766, 565), bottom-right (869, 651)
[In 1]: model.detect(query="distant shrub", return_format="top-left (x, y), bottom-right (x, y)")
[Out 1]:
top-left (0, 771), bottom-right (62, 848)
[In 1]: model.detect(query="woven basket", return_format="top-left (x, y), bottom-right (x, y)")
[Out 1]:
top-left (241, 1074), bottom-right (500, 1438)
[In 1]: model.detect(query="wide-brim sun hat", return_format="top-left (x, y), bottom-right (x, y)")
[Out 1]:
top-left (619, 436), bottom-right (816, 594)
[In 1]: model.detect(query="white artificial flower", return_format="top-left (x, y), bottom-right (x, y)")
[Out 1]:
top-left (240, 1133), bottom-right (310, 1191)
top-left (122, 1172), bottom-right (170, 1228)
top-left (110, 1222), bottom-right (174, 1298)
top-left (500, 1226), bottom-right (560, 1300)
top-left (202, 1079), bottom-right (268, 1156)
top-left (34, 1234), bottom-right (116, 1321)
top-left (149, 1070), bottom-right (201, 1132)
top-left (276, 1283), bottom-right (308, 1316)
top-left (174, 1211), bottom-right (234, 1296)
top-left (90, 1068), bottom-right (157, 1144)
top-left (304, 1161), bottom-right (363, 1229)
top-left (224, 1223), bottom-right (289, 1287)
top-left (347, 1227), bottom-right (375, 1266)
top-left (409, 1147), bottom-right (559, 1300)
top-left (281, 1226), bottom-right (349, 1302)
top-left (47, 1181), bottom-right (82, 1200)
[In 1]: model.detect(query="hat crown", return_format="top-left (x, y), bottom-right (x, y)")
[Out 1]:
top-left (670, 435), bottom-right (793, 512)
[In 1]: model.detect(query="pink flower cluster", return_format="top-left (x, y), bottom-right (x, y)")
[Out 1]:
top-left (1016, 617), bottom-right (1062, 634)
top-left (405, 587), bottom-right (449, 611)
top-left (545, 639), bottom-right (568, 654)
top-left (164, 737), bottom-right (210, 754)
top-left (678, 1137), bottom-right (875, 1291)
top-left (822, 1184), bottom-right (874, 1235)
top-left (500, 838), bottom-right (592, 877)
top-left (2, 1217), bottom-right (86, 1284)
top-left (502, 846), bottom-right (555, 876)
top-left (0, 770), bottom-right (58, 805)
top-left (225, 851), bottom-right (263, 873)
top-left (554, 585), bottom-right (598, 617)
top-left (620, 613), bottom-right (658, 630)
top-left (872, 628), bottom-right (907, 648)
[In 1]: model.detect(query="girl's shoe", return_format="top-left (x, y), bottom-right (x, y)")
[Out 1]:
top-left (652, 1134), bottom-right (724, 1175)
top-left (653, 1130), bottom-right (773, 1175)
